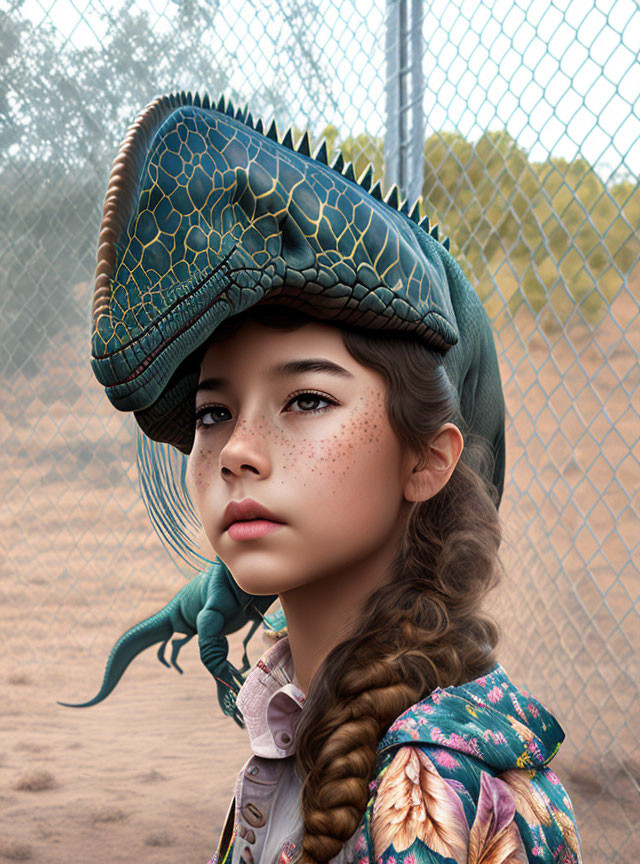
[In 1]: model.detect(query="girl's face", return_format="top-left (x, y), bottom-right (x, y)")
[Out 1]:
top-left (187, 318), bottom-right (417, 595)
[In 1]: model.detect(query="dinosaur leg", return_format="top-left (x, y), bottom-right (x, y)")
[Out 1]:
top-left (239, 619), bottom-right (262, 673)
top-left (169, 634), bottom-right (193, 674)
top-left (157, 638), bottom-right (171, 668)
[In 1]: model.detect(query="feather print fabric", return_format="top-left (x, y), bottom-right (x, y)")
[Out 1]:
top-left (372, 747), bottom-right (468, 861)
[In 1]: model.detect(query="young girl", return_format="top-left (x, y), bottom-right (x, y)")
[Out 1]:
top-left (89, 92), bottom-right (583, 864)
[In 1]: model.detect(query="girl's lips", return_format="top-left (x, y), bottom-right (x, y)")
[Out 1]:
top-left (227, 519), bottom-right (285, 541)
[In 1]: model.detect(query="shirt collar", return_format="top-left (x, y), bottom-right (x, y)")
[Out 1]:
top-left (236, 635), bottom-right (306, 758)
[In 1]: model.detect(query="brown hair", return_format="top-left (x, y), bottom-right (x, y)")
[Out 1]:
top-left (202, 301), bottom-right (502, 864)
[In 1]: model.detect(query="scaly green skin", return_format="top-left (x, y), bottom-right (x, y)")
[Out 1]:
top-left (91, 91), bottom-right (504, 488)
top-left (58, 558), bottom-right (277, 728)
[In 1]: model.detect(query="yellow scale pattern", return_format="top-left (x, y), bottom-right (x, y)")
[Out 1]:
top-left (90, 91), bottom-right (460, 451)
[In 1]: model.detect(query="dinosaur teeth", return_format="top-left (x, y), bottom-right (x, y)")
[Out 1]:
top-left (357, 165), bottom-right (373, 191)
top-left (216, 95), bottom-right (226, 112)
top-left (193, 92), bottom-right (201, 108)
top-left (399, 198), bottom-right (409, 215)
top-left (235, 105), bottom-right (245, 121)
top-left (442, 236), bottom-right (451, 250)
top-left (430, 224), bottom-right (439, 240)
top-left (313, 140), bottom-right (329, 164)
top-left (225, 100), bottom-right (236, 117)
top-left (245, 111), bottom-right (254, 129)
top-left (255, 118), bottom-right (264, 135)
top-left (202, 93), bottom-right (211, 109)
top-left (281, 128), bottom-right (294, 149)
top-left (409, 200), bottom-right (421, 222)
top-left (419, 215), bottom-right (430, 232)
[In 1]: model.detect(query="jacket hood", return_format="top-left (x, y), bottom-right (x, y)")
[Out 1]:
top-left (377, 663), bottom-right (565, 772)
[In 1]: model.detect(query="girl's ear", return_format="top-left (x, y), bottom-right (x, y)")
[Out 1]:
top-left (403, 423), bottom-right (464, 503)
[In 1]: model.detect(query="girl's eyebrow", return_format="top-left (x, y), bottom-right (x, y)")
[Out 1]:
top-left (196, 358), bottom-right (354, 393)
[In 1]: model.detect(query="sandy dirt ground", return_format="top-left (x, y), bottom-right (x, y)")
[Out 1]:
top-left (1, 282), bottom-right (638, 863)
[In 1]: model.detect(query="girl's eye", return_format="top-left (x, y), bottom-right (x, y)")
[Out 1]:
top-left (287, 392), bottom-right (335, 414)
top-left (194, 405), bottom-right (231, 428)
top-left (194, 391), bottom-right (337, 429)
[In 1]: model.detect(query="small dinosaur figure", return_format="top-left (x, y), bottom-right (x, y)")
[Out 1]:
top-left (58, 557), bottom-right (277, 728)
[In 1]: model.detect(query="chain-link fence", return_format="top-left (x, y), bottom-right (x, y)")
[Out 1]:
top-left (1, 0), bottom-right (638, 861)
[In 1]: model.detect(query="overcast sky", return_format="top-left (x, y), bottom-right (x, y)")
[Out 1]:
top-left (16, 0), bottom-right (640, 180)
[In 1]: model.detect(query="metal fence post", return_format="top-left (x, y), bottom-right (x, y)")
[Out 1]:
top-left (385, 0), bottom-right (423, 203)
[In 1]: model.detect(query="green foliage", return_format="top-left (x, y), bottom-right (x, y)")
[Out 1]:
top-left (318, 124), bottom-right (638, 329)
top-left (421, 130), bottom-right (639, 328)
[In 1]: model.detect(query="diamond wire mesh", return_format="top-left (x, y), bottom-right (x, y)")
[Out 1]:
top-left (0, 0), bottom-right (638, 861)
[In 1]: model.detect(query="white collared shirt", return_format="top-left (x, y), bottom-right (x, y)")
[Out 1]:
top-left (230, 636), bottom-right (363, 864)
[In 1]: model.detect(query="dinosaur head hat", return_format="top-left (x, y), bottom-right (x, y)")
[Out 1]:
top-left (91, 91), bottom-right (505, 509)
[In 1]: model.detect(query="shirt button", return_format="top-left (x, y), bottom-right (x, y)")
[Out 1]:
top-left (241, 802), bottom-right (266, 828)
top-left (238, 824), bottom-right (256, 843)
top-left (240, 846), bottom-right (254, 864)
top-left (274, 730), bottom-right (292, 748)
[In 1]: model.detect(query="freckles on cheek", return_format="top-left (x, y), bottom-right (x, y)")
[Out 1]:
top-left (287, 392), bottom-right (386, 492)
top-left (192, 447), bottom-right (216, 491)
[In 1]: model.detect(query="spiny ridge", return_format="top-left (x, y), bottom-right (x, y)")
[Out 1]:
top-left (358, 165), bottom-right (373, 191)
top-left (296, 131), bottom-right (312, 156)
top-left (343, 162), bottom-right (356, 182)
top-left (331, 152), bottom-right (345, 172)
top-left (385, 185), bottom-right (400, 209)
top-left (266, 119), bottom-right (278, 141)
top-left (147, 91), bottom-right (451, 250)
top-left (313, 140), bottom-right (328, 164)
top-left (370, 180), bottom-right (383, 201)
top-left (281, 128), bottom-right (294, 149)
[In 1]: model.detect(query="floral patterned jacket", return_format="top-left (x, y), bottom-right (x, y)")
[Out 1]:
top-left (212, 664), bottom-right (583, 864)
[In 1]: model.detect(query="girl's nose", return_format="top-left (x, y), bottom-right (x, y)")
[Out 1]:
top-left (219, 419), bottom-right (272, 478)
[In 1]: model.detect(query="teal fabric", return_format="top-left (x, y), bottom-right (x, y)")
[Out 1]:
top-left (361, 664), bottom-right (583, 863)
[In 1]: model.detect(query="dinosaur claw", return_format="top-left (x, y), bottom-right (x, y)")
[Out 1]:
top-left (157, 639), bottom-right (171, 668)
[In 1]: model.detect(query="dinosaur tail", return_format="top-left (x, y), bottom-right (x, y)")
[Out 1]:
top-left (57, 610), bottom-right (175, 708)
